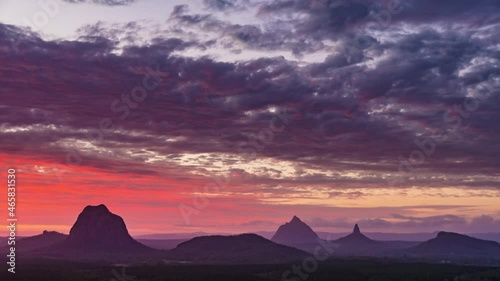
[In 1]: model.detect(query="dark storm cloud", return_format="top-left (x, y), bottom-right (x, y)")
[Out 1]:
top-left (174, 0), bottom-right (500, 56)
top-left (202, 0), bottom-right (260, 13)
top-left (203, 0), bottom-right (236, 11)
top-left (259, 0), bottom-right (500, 34)
top-left (1, 0), bottom-right (500, 193)
top-left (168, 5), bottom-right (324, 55)
top-left (394, 0), bottom-right (500, 25)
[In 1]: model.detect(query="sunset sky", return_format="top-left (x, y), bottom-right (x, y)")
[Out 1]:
top-left (0, 0), bottom-right (499, 237)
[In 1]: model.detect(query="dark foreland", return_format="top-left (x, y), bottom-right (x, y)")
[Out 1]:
top-left (2, 205), bottom-right (500, 281)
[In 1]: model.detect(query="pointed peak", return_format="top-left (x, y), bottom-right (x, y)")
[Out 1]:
top-left (272, 215), bottom-right (319, 244)
top-left (353, 224), bottom-right (361, 234)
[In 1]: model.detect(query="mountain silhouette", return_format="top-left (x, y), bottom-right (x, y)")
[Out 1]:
top-left (167, 233), bottom-right (309, 263)
top-left (330, 224), bottom-right (384, 255)
top-left (271, 216), bottom-right (319, 244)
top-left (1, 230), bottom-right (67, 253)
top-left (18, 206), bottom-right (500, 263)
top-left (334, 224), bottom-right (378, 245)
top-left (137, 238), bottom-right (188, 250)
top-left (410, 231), bottom-right (500, 257)
top-left (50, 204), bottom-right (152, 255)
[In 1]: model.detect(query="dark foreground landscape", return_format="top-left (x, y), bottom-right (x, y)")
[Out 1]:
top-left (2, 205), bottom-right (500, 281)
top-left (2, 0), bottom-right (500, 280)
top-left (2, 259), bottom-right (499, 281)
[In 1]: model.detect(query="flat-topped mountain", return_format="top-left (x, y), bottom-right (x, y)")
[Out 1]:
top-left (167, 233), bottom-right (309, 263)
top-left (410, 231), bottom-right (500, 256)
top-left (271, 216), bottom-right (319, 244)
top-left (52, 204), bottom-right (152, 255)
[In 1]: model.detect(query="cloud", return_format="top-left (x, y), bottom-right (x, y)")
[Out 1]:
top-left (167, 0), bottom-right (500, 59)
top-left (238, 220), bottom-right (278, 227)
top-left (328, 191), bottom-right (365, 199)
top-left (203, 0), bottom-right (237, 11)
top-left (1, 1), bottom-right (500, 234)
top-left (62, 0), bottom-right (136, 5)
top-left (1, 16), bottom-right (500, 193)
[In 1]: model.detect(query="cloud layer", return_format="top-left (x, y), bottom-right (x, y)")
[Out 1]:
top-left (62, 0), bottom-right (136, 6)
top-left (0, 0), bottom-right (499, 233)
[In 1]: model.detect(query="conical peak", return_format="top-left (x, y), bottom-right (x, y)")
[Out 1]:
top-left (353, 224), bottom-right (361, 234)
top-left (271, 215), bottom-right (319, 244)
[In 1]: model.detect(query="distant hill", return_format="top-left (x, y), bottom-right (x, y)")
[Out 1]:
top-left (167, 233), bottom-right (309, 263)
top-left (272, 216), bottom-right (319, 244)
top-left (0, 231), bottom-right (67, 254)
top-left (137, 238), bottom-right (187, 250)
top-left (318, 231), bottom-right (500, 243)
top-left (467, 232), bottom-right (500, 243)
top-left (255, 231), bottom-right (275, 239)
top-left (17, 231), bottom-right (67, 252)
top-left (410, 231), bottom-right (500, 257)
top-left (134, 232), bottom-right (214, 240)
top-left (133, 231), bottom-right (500, 243)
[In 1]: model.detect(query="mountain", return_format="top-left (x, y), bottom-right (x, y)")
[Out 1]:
top-left (330, 224), bottom-right (386, 255)
top-left (272, 216), bottom-right (319, 244)
top-left (467, 232), bottom-right (500, 243)
top-left (137, 238), bottom-right (188, 250)
top-left (0, 231), bottom-right (67, 254)
top-left (134, 232), bottom-right (214, 240)
top-left (335, 224), bottom-right (379, 245)
top-left (47, 204), bottom-right (153, 257)
top-left (410, 231), bottom-right (500, 257)
top-left (167, 233), bottom-right (309, 263)
top-left (16, 231), bottom-right (67, 252)
top-left (255, 231), bottom-right (275, 239)
top-left (317, 231), bottom-right (500, 243)
top-left (318, 231), bottom-right (433, 242)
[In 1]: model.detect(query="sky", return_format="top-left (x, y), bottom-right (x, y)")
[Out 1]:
top-left (0, 0), bottom-right (499, 236)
